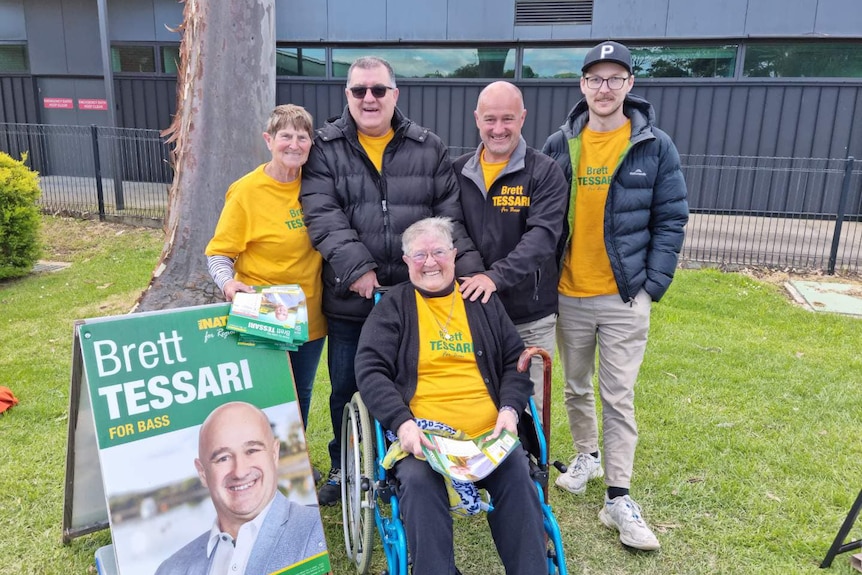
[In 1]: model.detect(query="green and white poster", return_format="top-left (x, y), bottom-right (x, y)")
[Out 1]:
top-left (77, 303), bottom-right (330, 575)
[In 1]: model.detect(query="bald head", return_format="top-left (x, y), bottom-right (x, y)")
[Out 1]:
top-left (474, 81), bottom-right (527, 163)
top-left (195, 402), bottom-right (280, 538)
top-left (477, 81), bottom-right (524, 111)
top-left (198, 402), bottom-right (275, 458)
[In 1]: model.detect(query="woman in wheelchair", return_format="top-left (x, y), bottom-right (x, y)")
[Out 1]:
top-left (355, 216), bottom-right (547, 575)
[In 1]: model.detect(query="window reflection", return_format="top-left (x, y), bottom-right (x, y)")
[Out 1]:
top-left (104, 42), bottom-right (862, 81)
top-left (631, 46), bottom-right (736, 78)
top-left (277, 47), bottom-right (326, 77)
top-left (161, 46), bottom-right (180, 75)
top-left (744, 42), bottom-right (862, 78)
top-left (111, 46), bottom-right (156, 73)
top-left (332, 48), bottom-right (515, 79)
top-left (522, 48), bottom-right (589, 78)
top-left (0, 44), bottom-right (28, 73)
top-left (523, 45), bottom-right (736, 79)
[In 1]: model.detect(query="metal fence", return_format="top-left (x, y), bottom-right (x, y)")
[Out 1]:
top-left (1, 123), bottom-right (860, 274)
top-left (0, 123), bottom-right (171, 226)
top-left (680, 155), bottom-right (861, 274)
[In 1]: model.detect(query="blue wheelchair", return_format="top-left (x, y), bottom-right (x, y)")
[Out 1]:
top-left (340, 346), bottom-right (569, 575)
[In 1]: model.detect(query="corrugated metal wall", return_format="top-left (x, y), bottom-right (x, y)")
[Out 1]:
top-left (0, 75), bottom-right (38, 124)
top-left (276, 79), bottom-right (862, 218)
top-left (3, 76), bottom-right (860, 216)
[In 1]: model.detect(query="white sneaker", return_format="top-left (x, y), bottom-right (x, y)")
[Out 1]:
top-left (554, 452), bottom-right (603, 495)
top-left (598, 495), bottom-right (661, 551)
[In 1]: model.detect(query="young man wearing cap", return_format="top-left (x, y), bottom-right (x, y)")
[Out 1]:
top-left (542, 40), bottom-right (688, 551)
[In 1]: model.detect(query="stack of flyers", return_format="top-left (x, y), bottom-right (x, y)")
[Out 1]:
top-left (226, 285), bottom-right (310, 350)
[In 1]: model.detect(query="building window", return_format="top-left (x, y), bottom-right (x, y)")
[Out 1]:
top-left (744, 42), bottom-right (862, 78)
top-left (276, 47), bottom-right (326, 77)
top-left (161, 45), bottom-right (180, 75)
top-left (523, 45), bottom-right (736, 79)
top-left (332, 48), bottom-right (516, 79)
top-left (522, 47), bottom-right (590, 78)
top-left (630, 45), bottom-right (737, 78)
top-left (0, 44), bottom-right (28, 73)
top-left (111, 45), bottom-right (156, 73)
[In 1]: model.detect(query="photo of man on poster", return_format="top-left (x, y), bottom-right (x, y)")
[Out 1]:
top-left (155, 401), bottom-right (327, 575)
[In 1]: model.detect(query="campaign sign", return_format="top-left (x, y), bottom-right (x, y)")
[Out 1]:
top-left (78, 303), bottom-right (330, 575)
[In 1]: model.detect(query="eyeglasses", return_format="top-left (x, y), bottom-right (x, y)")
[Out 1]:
top-left (348, 85), bottom-right (394, 99)
top-left (407, 247), bottom-right (454, 264)
top-left (583, 75), bottom-right (630, 90)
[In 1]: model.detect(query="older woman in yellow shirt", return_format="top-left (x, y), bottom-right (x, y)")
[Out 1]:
top-left (205, 104), bottom-right (325, 428)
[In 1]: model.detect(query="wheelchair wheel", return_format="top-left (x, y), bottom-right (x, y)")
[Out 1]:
top-left (341, 392), bottom-right (376, 574)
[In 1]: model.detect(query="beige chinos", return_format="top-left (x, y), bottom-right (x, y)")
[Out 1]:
top-left (556, 288), bottom-right (651, 488)
top-left (515, 312), bottom-right (557, 420)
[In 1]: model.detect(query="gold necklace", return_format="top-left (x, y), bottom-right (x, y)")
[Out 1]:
top-left (425, 290), bottom-right (457, 340)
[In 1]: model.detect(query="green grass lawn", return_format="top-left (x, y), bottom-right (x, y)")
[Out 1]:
top-left (1, 216), bottom-right (860, 574)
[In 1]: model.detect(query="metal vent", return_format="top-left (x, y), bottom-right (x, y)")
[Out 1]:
top-left (515, 0), bottom-right (593, 25)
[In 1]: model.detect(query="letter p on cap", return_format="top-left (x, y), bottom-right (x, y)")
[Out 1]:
top-left (600, 44), bottom-right (614, 58)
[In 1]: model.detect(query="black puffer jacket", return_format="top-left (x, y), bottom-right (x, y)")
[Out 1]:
top-left (542, 94), bottom-right (689, 303)
top-left (301, 106), bottom-right (484, 321)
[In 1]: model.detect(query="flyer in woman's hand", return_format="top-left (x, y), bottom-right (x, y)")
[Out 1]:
top-left (226, 285), bottom-right (309, 348)
top-left (421, 429), bottom-right (520, 482)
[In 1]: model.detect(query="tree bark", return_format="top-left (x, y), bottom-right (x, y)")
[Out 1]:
top-left (135, 0), bottom-right (275, 312)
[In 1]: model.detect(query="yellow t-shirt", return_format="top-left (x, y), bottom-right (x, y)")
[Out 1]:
top-left (358, 129), bottom-right (394, 172)
top-left (480, 153), bottom-right (508, 192)
top-left (205, 164), bottom-right (326, 340)
top-left (559, 121), bottom-right (631, 297)
top-left (410, 288), bottom-right (498, 437)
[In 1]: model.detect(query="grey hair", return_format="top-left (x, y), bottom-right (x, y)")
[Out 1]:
top-left (346, 56), bottom-right (397, 89)
top-left (401, 217), bottom-right (454, 255)
top-left (264, 104), bottom-right (313, 137)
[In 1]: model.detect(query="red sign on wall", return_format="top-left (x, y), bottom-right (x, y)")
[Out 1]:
top-left (43, 97), bottom-right (74, 109)
top-left (78, 99), bottom-right (109, 111)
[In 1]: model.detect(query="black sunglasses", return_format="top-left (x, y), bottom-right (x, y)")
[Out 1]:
top-left (349, 85), bottom-right (394, 99)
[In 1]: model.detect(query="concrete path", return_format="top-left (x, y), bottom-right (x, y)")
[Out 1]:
top-left (786, 280), bottom-right (862, 317)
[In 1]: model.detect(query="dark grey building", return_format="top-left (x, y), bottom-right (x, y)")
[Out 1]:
top-left (1, 0), bottom-right (861, 158)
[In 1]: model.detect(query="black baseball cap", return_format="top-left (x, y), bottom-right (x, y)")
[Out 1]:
top-left (581, 41), bottom-right (633, 75)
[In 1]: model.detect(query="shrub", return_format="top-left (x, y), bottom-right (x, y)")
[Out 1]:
top-left (0, 152), bottom-right (42, 280)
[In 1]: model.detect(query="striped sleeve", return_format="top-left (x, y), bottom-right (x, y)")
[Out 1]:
top-left (206, 255), bottom-right (235, 292)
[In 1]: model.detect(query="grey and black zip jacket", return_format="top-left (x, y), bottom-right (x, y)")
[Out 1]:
top-left (454, 138), bottom-right (568, 324)
top-left (541, 94), bottom-right (689, 303)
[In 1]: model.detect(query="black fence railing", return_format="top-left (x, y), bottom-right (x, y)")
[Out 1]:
top-left (0, 122), bottom-right (171, 225)
top-left (1, 125), bottom-right (860, 274)
top-left (679, 154), bottom-right (861, 274)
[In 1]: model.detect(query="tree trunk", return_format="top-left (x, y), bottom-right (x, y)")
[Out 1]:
top-left (135, 0), bottom-right (275, 312)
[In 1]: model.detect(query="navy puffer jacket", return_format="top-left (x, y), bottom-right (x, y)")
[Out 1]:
top-left (541, 94), bottom-right (689, 302)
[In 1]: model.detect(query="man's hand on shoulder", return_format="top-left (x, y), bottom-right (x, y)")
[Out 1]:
top-left (459, 273), bottom-right (497, 303)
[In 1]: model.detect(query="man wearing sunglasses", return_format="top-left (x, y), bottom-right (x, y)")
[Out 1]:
top-left (301, 56), bottom-right (483, 507)
top-left (542, 41), bottom-right (688, 551)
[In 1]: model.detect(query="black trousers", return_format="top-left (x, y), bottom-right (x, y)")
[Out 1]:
top-left (394, 445), bottom-right (547, 575)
